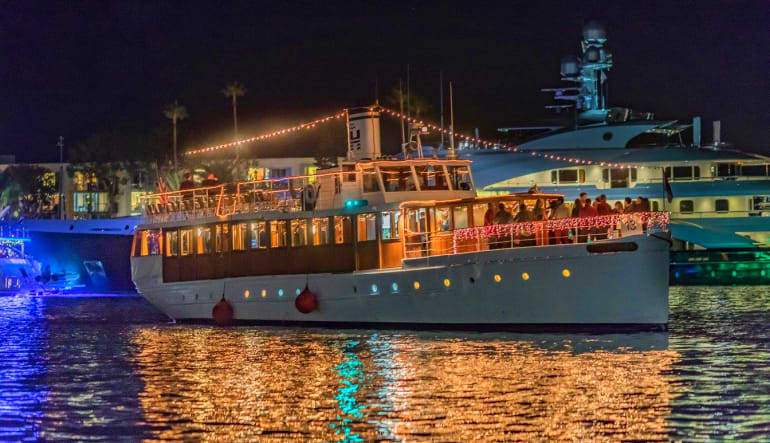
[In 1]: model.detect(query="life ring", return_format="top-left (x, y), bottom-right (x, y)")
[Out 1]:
top-left (295, 286), bottom-right (318, 314)
top-left (212, 298), bottom-right (234, 326)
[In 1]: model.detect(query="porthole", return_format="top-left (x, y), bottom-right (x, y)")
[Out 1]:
top-left (244, 290), bottom-right (250, 299)
top-left (443, 278), bottom-right (451, 287)
top-left (562, 269), bottom-right (571, 278)
top-left (261, 289), bottom-right (267, 298)
top-left (278, 289), bottom-right (284, 297)
top-left (603, 131), bottom-right (613, 141)
top-left (494, 274), bottom-right (502, 283)
top-left (413, 281), bottom-right (420, 290)
top-left (522, 272), bottom-right (530, 281)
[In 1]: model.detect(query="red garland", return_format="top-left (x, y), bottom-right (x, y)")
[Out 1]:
top-left (453, 212), bottom-right (669, 241)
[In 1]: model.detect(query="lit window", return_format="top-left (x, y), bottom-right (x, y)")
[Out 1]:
top-left (370, 284), bottom-right (378, 294)
top-left (334, 216), bottom-right (351, 244)
top-left (443, 278), bottom-right (451, 287)
top-left (270, 221), bottom-right (288, 247)
top-left (357, 214), bottom-right (377, 242)
top-left (312, 217), bottom-right (331, 245)
top-left (179, 229), bottom-right (193, 256)
top-left (391, 282), bottom-right (399, 292)
top-left (278, 289), bottom-right (284, 297)
top-left (413, 281), bottom-right (420, 290)
top-left (521, 272), bottom-right (530, 280)
top-left (291, 219), bottom-right (309, 247)
top-left (261, 289), bottom-right (267, 298)
top-left (244, 290), bottom-right (250, 299)
top-left (562, 269), bottom-right (571, 278)
top-left (165, 230), bottom-right (179, 257)
top-left (249, 221), bottom-right (267, 249)
top-left (381, 211), bottom-right (401, 240)
top-left (196, 226), bottom-right (212, 254)
top-left (494, 274), bottom-right (502, 282)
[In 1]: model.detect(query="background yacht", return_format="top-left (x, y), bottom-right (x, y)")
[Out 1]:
top-left (465, 22), bottom-right (770, 284)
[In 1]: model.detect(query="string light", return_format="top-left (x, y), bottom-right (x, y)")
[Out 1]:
top-left (183, 104), bottom-right (655, 170)
top-left (184, 111), bottom-right (347, 156)
top-left (377, 105), bottom-right (652, 169)
top-left (452, 212), bottom-right (669, 242)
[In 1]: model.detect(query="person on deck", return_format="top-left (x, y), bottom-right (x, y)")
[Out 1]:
top-left (571, 198), bottom-right (582, 218)
top-left (549, 198), bottom-right (570, 244)
top-left (624, 197), bottom-right (634, 213)
top-left (596, 194), bottom-right (612, 216)
top-left (483, 202), bottom-right (496, 226)
top-left (613, 201), bottom-right (625, 214)
top-left (578, 198), bottom-right (598, 242)
top-left (201, 172), bottom-right (219, 188)
top-left (179, 173), bottom-right (195, 191)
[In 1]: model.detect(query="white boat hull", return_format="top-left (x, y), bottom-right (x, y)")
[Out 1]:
top-left (131, 234), bottom-right (669, 328)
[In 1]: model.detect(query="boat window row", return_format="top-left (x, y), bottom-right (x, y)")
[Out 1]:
top-left (133, 212), bottom-right (404, 257)
top-left (360, 164), bottom-right (471, 193)
top-left (712, 163), bottom-right (770, 178)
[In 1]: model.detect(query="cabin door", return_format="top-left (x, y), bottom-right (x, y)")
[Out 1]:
top-left (213, 224), bottom-right (230, 279)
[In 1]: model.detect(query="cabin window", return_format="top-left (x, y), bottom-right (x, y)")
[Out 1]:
top-left (357, 214), bottom-right (377, 242)
top-left (214, 224), bottom-right (230, 253)
top-left (414, 165), bottom-right (449, 190)
top-left (334, 216), bottom-right (352, 244)
top-left (232, 223), bottom-right (248, 251)
top-left (694, 166), bottom-right (701, 179)
top-left (196, 226), bottom-right (212, 254)
top-left (715, 199), bottom-right (729, 212)
top-left (405, 208), bottom-right (428, 234)
top-left (381, 211), bottom-right (401, 240)
top-left (249, 221), bottom-right (267, 248)
top-left (291, 219), bottom-right (309, 247)
top-left (342, 164), bottom-right (356, 182)
top-left (652, 201), bottom-right (660, 211)
top-left (601, 169), bottom-right (609, 183)
top-left (380, 167), bottom-right (416, 192)
top-left (447, 166), bottom-right (471, 190)
top-left (165, 230), bottom-right (179, 257)
top-left (666, 166), bottom-right (696, 181)
top-left (472, 203), bottom-right (489, 227)
top-left (714, 163), bottom-right (738, 177)
top-left (433, 207), bottom-right (451, 232)
top-left (630, 168), bottom-right (638, 181)
top-left (453, 206), bottom-right (469, 229)
top-left (312, 218), bottom-right (331, 245)
top-left (362, 168), bottom-right (380, 192)
top-left (270, 221), bottom-right (288, 248)
top-left (556, 169), bottom-right (585, 184)
top-left (134, 229), bottom-right (161, 257)
top-left (740, 165), bottom-right (768, 177)
top-left (679, 200), bottom-right (694, 213)
top-left (180, 229), bottom-right (193, 256)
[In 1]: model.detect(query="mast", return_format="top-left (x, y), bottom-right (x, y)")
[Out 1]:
top-left (448, 81), bottom-right (456, 159)
top-left (399, 79), bottom-right (406, 154)
top-left (440, 70), bottom-right (445, 148)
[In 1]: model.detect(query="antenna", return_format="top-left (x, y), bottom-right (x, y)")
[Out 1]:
top-left (448, 81), bottom-right (456, 159)
top-left (440, 70), bottom-right (445, 148)
top-left (399, 79), bottom-right (406, 150)
top-left (57, 136), bottom-right (65, 220)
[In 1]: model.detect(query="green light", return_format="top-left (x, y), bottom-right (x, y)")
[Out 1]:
top-left (731, 270), bottom-right (737, 277)
top-left (344, 199), bottom-right (368, 209)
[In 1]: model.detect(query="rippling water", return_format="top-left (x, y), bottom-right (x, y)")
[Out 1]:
top-left (1, 288), bottom-right (769, 441)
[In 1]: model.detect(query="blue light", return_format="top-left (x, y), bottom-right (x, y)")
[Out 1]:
top-left (278, 289), bottom-right (284, 297)
top-left (0, 237), bottom-right (31, 243)
top-left (391, 282), bottom-right (399, 293)
top-left (370, 284), bottom-right (378, 294)
top-left (295, 288), bottom-right (301, 295)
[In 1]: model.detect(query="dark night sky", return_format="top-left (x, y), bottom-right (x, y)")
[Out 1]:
top-left (2, 0), bottom-right (768, 162)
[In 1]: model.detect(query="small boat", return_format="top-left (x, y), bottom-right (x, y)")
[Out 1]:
top-left (131, 107), bottom-right (671, 330)
top-left (0, 224), bottom-right (41, 294)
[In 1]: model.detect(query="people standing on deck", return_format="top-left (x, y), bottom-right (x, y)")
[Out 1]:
top-left (613, 201), bottom-right (625, 214)
top-left (483, 202), bottom-right (496, 226)
top-left (179, 173), bottom-right (195, 190)
top-left (549, 197), bottom-right (570, 244)
top-left (571, 198), bottom-right (582, 218)
top-left (514, 203), bottom-right (536, 247)
top-left (533, 199), bottom-right (546, 221)
top-left (578, 198), bottom-right (598, 242)
top-left (596, 194), bottom-right (612, 216)
top-left (491, 203), bottom-right (513, 249)
top-left (624, 197), bottom-right (634, 212)
top-left (201, 173), bottom-right (219, 198)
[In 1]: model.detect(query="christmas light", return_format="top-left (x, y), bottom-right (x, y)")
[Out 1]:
top-left (452, 212), bottom-right (669, 242)
top-left (184, 111), bottom-right (347, 156)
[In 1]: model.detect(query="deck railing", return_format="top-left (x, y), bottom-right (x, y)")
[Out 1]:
top-left (403, 212), bottom-right (669, 259)
top-left (140, 176), bottom-right (319, 224)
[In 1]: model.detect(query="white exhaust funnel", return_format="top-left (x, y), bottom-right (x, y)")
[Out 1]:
top-left (346, 107), bottom-right (381, 161)
top-left (713, 120), bottom-right (721, 145)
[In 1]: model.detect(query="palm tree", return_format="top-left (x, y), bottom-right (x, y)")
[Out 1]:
top-left (222, 81), bottom-right (246, 140)
top-left (164, 101), bottom-right (188, 171)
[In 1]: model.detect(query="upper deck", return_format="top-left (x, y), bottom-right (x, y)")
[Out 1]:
top-left (139, 158), bottom-right (476, 226)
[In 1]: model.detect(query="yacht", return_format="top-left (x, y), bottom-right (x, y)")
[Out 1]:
top-left (466, 22), bottom-right (770, 285)
top-left (131, 107), bottom-right (671, 329)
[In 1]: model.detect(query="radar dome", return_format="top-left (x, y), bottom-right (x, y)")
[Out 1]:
top-left (560, 56), bottom-right (581, 76)
top-left (583, 46), bottom-right (601, 63)
top-left (582, 21), bottom-right (606, 40)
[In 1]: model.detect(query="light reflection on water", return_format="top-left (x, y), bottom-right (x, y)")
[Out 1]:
top-left (0, 287), bottom-right (768, 441)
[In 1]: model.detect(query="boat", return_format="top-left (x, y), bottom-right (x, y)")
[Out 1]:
top-left (131, 107), bottom-right (671, 329)
top-left (463, 21), bottom-right (770, 285)
top-left (0, 222), bottom-right (41, 293)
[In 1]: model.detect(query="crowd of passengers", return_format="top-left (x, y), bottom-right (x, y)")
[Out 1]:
top-left (478, 193), bottom-right (653, 247)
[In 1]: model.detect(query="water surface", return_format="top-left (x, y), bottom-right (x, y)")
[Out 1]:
top-left (1, 288), bottom-right (768, 441)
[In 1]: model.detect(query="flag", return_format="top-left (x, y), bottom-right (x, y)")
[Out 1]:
top-left (662, 170), bottom-right (673, 203)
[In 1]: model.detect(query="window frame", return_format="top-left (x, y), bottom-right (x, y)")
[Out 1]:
top-left (679, 200), bottom-right (694, 214)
